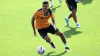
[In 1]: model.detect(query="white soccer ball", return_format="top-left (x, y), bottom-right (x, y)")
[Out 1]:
top-left (75, 0), bottom-right (81, 3)
top-left (37, 46), bottom-right (46, 55)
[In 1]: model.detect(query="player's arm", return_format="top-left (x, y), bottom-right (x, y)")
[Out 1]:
top-left (49, 9), bottom-right (56, 29)
top-left (51, 14), bottom-right (56, 30)
top-left (51, 17), bottom-right (57, 30)
top-left (31, 16), bottom-right (36, 36)
top-left (51, 18), bottom-right (56, 27)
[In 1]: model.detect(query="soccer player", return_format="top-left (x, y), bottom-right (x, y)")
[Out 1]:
top-left (31, 1), bottom-right (70, 51)
top-left (65, 0), bottom-right (80, 28)
top-left (44, 0), bottom-right (62, 7)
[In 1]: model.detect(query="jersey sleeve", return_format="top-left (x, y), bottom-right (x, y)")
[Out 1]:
top-left (33, 12), bottom-right (38, 18)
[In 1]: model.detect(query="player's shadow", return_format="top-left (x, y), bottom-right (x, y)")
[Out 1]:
top-left (50, 5), bottom-right (61, 13)
top-left (80, 0), bottom-right (93, 5)
top-left (43, 51), bottom-right (67, 56)
top-left (63, 27), bottom-right (82, 38)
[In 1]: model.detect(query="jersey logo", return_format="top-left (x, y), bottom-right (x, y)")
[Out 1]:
top-left (44, 12), bottom-right (50, 16)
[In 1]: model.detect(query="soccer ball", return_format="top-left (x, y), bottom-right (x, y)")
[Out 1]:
top-left (75, 0), bottom-right (81, 3)
top-left (37, 46), bottom-right (46, 55)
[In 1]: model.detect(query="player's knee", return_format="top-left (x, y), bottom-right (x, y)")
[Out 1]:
top-left (72, 9), bottom-right (76, 13)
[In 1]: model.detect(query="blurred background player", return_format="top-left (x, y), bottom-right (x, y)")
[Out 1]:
top-left (65, 0), bottom-right (80, 28)
top-left (32, 1), bottom-right (70, 51)
top-left (44, 0), bottom-right (62, 7)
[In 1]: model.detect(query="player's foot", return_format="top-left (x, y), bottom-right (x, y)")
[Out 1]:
top-left (50, 42), bottom-right (56, 49)
top-left (51, 45), bottom-right (56, 48)
top-left (76, 23), bottom-right (80, 28)
top-left (65, 47), bottom-right (71, 52)
top-left (65, 18), bottom-right (69, 27)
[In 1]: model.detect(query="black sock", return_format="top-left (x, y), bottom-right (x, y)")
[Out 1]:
top-left (50, 42), bottom-right (54, 46)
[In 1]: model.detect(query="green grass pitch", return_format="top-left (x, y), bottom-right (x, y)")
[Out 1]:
top-left (0, 0), bottom-right (100, 56)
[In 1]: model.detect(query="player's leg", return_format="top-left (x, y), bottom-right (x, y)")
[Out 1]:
top-left (72, 8), bottom-right (77, 23)
top-left (68, 13), bottom-right (72, 19)
top-left (65, 13), bottom-right (72, 26)
top-left (58, 0), bottom-right (62, 5)
top-left (48, 25), bottom-right (70, 51)
top-left (67, 9), bottom-right (80, 27)
top-left (65, 0), bottom-right (80, 27)
top-left (55, 31), bottom-right (70, 51)
top-left (38, 28), bottom-right (55, 48)
top-left (44, 35), bottom-right (56, 48)
top-left (47, 25), bottom-right (67, 44)
top-left (49, 0), bottom-right (54, 7)
top-left (65, 0), bottom-right (72, 26)
top-left (71, 3), bottom-right (80, 28)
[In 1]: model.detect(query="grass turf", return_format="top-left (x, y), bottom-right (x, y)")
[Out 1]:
top-left (0, 0), bottom-right (100, 56)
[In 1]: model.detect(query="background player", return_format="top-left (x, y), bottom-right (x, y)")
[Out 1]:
top-left (65, 0), bottom-right (80, 28)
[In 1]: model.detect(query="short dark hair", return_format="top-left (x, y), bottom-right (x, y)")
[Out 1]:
top-left (42, 1), bottom-right (49, 4)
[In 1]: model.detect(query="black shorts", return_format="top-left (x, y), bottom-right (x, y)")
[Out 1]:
top-left (38, 25), bottom-right (59, 38)
top-left (66, 0), bottom-right (77, 11)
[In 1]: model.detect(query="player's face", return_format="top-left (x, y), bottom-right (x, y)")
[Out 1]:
top-left (43, 4), bottom-right (49, 11)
